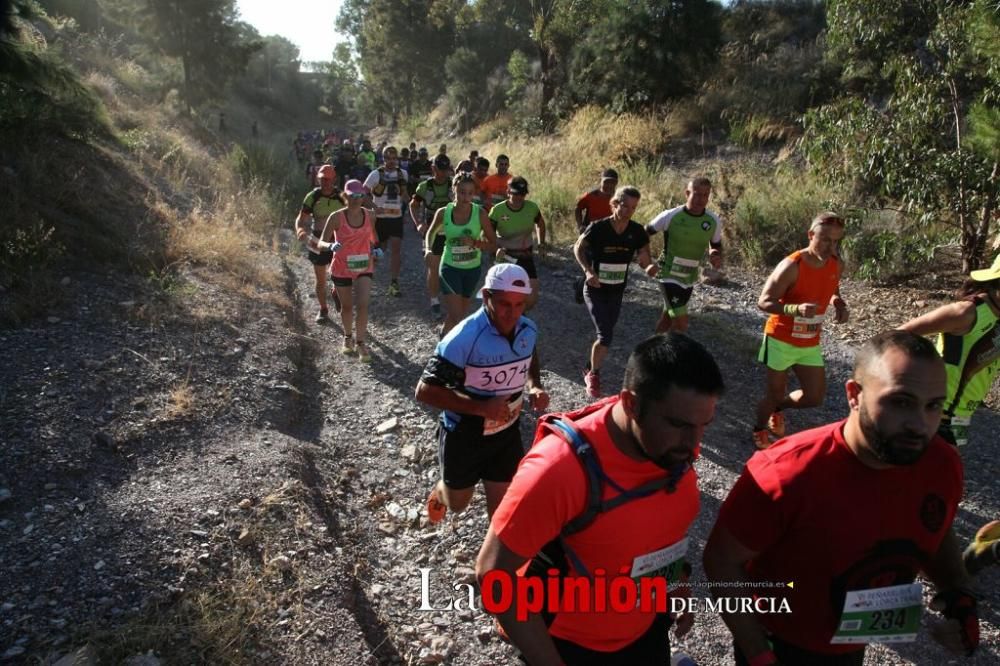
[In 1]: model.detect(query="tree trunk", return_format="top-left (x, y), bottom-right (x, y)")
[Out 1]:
top-left (538, 45), bottom-right (555, 128)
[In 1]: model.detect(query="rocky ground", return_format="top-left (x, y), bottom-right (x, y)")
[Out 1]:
top-left (1, 227), bottom-right (998, 665)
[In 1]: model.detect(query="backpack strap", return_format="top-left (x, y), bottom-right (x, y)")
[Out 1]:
top-left (540, 414), bottom-right (692, 578)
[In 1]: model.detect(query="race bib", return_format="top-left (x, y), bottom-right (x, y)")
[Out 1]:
top-left (465, 358), bottom-right (531, 394)
top-left (346, 253), bottom-right (370, 271)
top-left (630, 537), bottom-right (689, 585)
top-left (598, 262), bottom-right (627, 285)
top-left (831, 583), bottom-right (922, 645)
top-left (949, 415), bottom-right (971, 446)
top-left (376, 204), bottom-right (402, 218)
top-left (450, 243), bottom-right (478, 266)
top-left (791, 314), bottom-right (824, 339)
top-left (483, 394), bottom-right (523, 436)
top-left (668, 256), bottom-right (700, 281)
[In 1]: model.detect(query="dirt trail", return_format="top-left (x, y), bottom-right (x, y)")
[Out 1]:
top-left (0, 223), bottom-right (997, 665)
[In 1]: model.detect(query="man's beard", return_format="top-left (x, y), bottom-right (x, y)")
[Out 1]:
top-left (859, 403), bottom-right (930, 466)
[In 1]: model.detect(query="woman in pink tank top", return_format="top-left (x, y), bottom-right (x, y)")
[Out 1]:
top-left (319, 179), bottom-right (380, 361)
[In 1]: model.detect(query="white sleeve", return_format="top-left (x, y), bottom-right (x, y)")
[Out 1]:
top-left (362, 171), bottom-right (379, 190)
top-left (709, 211), bottom-right (723, 244)
top-left (648, 206), bottom-right (681, 233)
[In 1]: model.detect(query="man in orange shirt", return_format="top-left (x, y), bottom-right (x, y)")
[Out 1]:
top-left (481, 154), bottom-right (513, 209)
top-left (574, 169), bottom-right (618, 233)
top-left (477, 333), bottom-right (723, 665)
top-left (752, 212), bottom-right (848, 450)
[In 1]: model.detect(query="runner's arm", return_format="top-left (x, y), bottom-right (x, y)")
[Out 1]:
top-left (899, 301), bottom-right (978, 337)
top-left (295, 210), bottom-right (312, 241)
top-left (318, 211), bottom-right (343, 247)
top-left (477, 207), bottom-right (497, 254)
top-left (637, 243), bottom-right (658, 278)
top-left (408, 193), bottom-right (423, 231)
top-left (925, 527), bottom-right (979, 656)
top-left (573, 236), bottom-right (594, 279)
top-left (415, 376), bottom-right (494, 419)
top-left (477, 527), bottom-right (564, 666)
top-left (703, 524), bottom-right (775, 665)
top-left (534, 210), bottom-right (547, 248)
top-left (709, 219), bottom-right (723, 267)
top-left (424, 208), bottom-right (445, 254)
top-left (758, 258), bottom-right (804, 315)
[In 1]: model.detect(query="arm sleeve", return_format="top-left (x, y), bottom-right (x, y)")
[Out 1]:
top-left (362, 171), bottom-right (379, 190)
top-left (710, 212), bottom-right (723, 244)
top-left (647, 208), bottom-right (675, 234)
top-left (420, 354), bottom-right (465, 389)
top-left (301, 191), bottom-right (315, 214)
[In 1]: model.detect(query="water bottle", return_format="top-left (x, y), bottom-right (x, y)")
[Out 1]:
top-left (671, 652), bottom-right (697, 666)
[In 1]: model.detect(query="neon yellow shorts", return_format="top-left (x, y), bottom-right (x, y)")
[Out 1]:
top-left (758, 335), bottom-right (823, 372)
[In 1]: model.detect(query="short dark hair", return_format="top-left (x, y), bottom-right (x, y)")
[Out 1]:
top-left (854, 330), bottom-right (941, 381)
top-left (497, 154), bottom-right (509, 162)
top-left (476, 157), bottom-right (490, 169)
top-left (624, 333), bottom-right (724, 418)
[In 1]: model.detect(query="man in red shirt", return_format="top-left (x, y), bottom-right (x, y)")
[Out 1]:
top-left (480, 154), bottom-right (514, 209)
top-left (704, 330), bottom-right (979, 666)
top-left (477, 333), bottom-right (724, 665)
top-left (574, 168), bottom-right (618, 233)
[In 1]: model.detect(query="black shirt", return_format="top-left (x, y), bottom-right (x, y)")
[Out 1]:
top-left (581, 217), bottom-right (650, 288)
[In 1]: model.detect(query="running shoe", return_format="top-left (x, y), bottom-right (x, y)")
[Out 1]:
top-left (584, 370), bottom-right (601, 398)
top-left (573, 277), bottom-right (585, 304)
top-left (426, 487), bottom-right (447, 524)
top-left (767, 411), bottom-right (785, 438)
top-left (963, 519), bottom-right (1000, 575)
top-left (752, 429), bottom-right (772, 451)
top-left (430, 302), bottom-right (442, 319)
top-left (330, 289), bottom-right (342, 314)
top-left (357, 343), bottom-right (371, 363)
top-left (388, 280), bottom-right (401, 297)
top-left (341, 336), bottom-right (356, 356)
top-left (315, 308), bottom-right (329, 324)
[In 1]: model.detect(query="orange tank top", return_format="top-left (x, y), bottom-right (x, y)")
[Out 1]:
top-left (764, 250), bottom-right (840, 347)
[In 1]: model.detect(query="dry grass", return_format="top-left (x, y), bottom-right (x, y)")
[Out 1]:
top-left (165, 380), bottom-right (195, 419)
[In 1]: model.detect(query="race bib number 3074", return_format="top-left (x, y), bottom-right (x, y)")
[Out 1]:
top-left (464, 358), bottom-right (530, 395)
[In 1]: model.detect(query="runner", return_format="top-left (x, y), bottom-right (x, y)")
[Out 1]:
top-left (294, 164), bottom-right (343, 323)
top-left (359, 139), bottom-right (376, 169)
top-left (410, 154), bottom-right (454, 318)
top-left (409, 147), bottom-right (433, 188)
top-left (488, 176), bottom-right (546, 310)
top-left (481, 154), bottom-right (513, 208)
top-left (363, 146), bottom-right (409, 296)
top-left (472, 156), bottom-right (490, 208)
top-left (573, 185), bottom-right (658, 398)
top-left (752, 211), bottom-right (848, 450)
top-left (899, 254), bottom-right (1000, 574)
top-left (645, 176), bottom-right (723, 333)
top-left (572, 169), bottom-right (619, 304)
top-left (705, 330), bottom-right (978, 666)
top-left (416, 263), bottom-right (550, 523)
top-left (305, 149), bottom-right (326, 188)
top-left (334, 140), bottom-right (356, 189)
top-left (574, 169), bottom-right (618, 234)
top-left (477, 333), bottom-right (723, 665)
top-left (424, 172), bottom-right (498, 336)
top-left (317, 180), bottom-right (381, 361)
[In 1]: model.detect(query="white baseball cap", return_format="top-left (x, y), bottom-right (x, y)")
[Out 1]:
top-left (482, 263), bottom-right (532, 295)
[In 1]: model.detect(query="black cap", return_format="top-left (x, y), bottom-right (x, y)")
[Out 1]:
top-left (601, 168), bottom-right (619, 181)
top-left (509, 176), bottom-right (529, 195)
top-left (433, 154), bottom-right (451, 169)
top-left (419, 147), bottom-right (429, 156)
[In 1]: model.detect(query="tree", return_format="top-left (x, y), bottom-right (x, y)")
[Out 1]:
top-left (568, 0), bottom-right (722, 113)
top-left (142, 0), bottom-right (260, 112)
top-left (802, 0), bottom-right (999, 272)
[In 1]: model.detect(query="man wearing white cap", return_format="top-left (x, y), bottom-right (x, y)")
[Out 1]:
top-left (415, 263), bottom-right (550, 524)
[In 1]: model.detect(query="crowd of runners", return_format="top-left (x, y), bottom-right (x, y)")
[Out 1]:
top-left (292, 137), bottom-right (998, 665)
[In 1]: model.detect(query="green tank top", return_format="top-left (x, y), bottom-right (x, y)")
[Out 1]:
top-left (938, 298), bottom-right (1000, 424)
top-left (650, 206), bottom-right (721, 287)
top-left (441, 202), bottom-right (483, 269)
top-left (489, 200), bottom-right (540, 251)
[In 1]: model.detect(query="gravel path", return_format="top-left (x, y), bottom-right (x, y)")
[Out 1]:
top-left (0, 223), bottom-right (997, 665)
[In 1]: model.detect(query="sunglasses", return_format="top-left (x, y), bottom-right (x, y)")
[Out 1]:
top-left (348, 192), bottom-right (366, 199)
